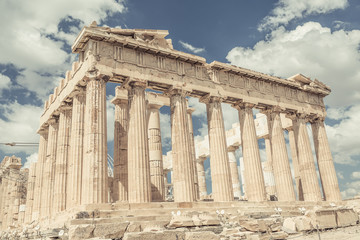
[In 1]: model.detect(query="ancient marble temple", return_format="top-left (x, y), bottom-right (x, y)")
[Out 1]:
top-left (12, 22), bottom-right (342, 224)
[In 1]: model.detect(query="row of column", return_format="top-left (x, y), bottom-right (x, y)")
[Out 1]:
top-left (31, 77), bottom-right (108, 222)
top-left (193, 103), bottom-right (341, 202)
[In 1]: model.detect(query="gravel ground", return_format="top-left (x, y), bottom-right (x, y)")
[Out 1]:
top-left (287, 224), bottom-right (360, 240)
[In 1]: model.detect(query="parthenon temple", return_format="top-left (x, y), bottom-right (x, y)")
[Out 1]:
top-left (1, 23), bottom-right (352, 238)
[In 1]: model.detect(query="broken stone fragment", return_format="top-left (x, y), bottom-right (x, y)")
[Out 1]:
top-left (238, 219), bottom-right (268, 232)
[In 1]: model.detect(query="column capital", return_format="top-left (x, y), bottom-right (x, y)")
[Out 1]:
top-left (47, 117), bottom-right (59, 126)
top-left (59, 102), bottom-right (73, 112)
top-left (309, 115), bottom-right (326, 123)
top-left (199, 94), bottom-right (224, 104)
top-left (186, 107), bottom-right (195, 115)
top-left (232, 101), bottom-right (255, 110)
top-left (166, 87), bottom-right (189, 97)
top-left (227, 145), bottom-right (239, 152)
top-left (37, 127), bottom-right (49, 137)
top-left (71, 86), bottom-right (86, 97)
top-left (196, 156), bottom-right (207, 163)
top-left (147, 102), bottom-right (162, 110)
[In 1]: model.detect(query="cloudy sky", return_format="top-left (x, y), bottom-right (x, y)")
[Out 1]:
top-left (0, 0), bottom-right (359, 199)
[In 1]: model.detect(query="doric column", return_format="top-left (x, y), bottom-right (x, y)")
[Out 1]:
top-left (293, 114), bottom-right (322, 201)
top-left (148, 103), bottom-right (165, 202)
top-left (263, 136), bottom-right (276, 198)
top-left (25, 162), bottom-right (37, 223)
top-left (1, 178), bottom-right (9, 230)
top-left (53, 105), bottom-right (72, 213)
top-left (112, 88), bottom-right (128, 202)
top-left (68, 88), bottom-right (86, 207)
top-left (41, 117), bottom-right (58, 218)
top-left (186, 107), bottom-right (199, 200)
top-left (266, 108), bottom-right (295, 201)
top-left (196, 157), bottom-right (207, 200)
top-left (127, 81), bottom-right (151, 203)
top-left (81, 77), bottom-right (108, 204)
top-left (227, 146), bottom-right (241, 199)
top-left (31, 129), bottom-right (48, 221)
top-left (286, 125), bottom-right (304, 201)
top-left (234, 103), bottom-right (266, 201)
top-left (311, 117), bottom-right (341, 201)
top-left (170, 89), bottom-right (195, 202)
top-left (205, 97), bottom-right (233, 201)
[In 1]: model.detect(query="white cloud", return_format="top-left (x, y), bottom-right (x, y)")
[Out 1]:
top-left (227, 22), bottom-right (360, 107)
top-left (0, 74), bottom-right (11, 91)
top-left (326, 105), bottom-right (360, 165)
top-left (337, 171), bottom-right (344, 180)
top-left (159, 109), bottom-right (171, 150)
top-left (259, 0), bottom-right (348, 31)
top-left (179, 40), bottom-right (205, 54)
top-left (0, 0), bottom-right (126, 99)
top-left (0, 101), bottom-right (42, 155)
top-left (106, 95), bottom-right (115, 143)
top-left (351, 172), bottom-right (360, 179)
top-left (341, 181), bottom-right (360, 199)
top-left (23, 152), bottom-right (38, 169)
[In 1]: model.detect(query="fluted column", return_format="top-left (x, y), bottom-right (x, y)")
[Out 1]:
top-left (286, 125), bottom-right (304, 201)
top-left (41, 118), bottom-right (58, 218)
top-left (293, 114), bottom-right (322, 201)
top-left (32, 130), bottom-right (48, 220)
top-left (68, 88), bottom-right (86, 207)
top-left (263, 137), bottom-right (276, 198)
top-left (267, 109), bottom-right (295, 201)
top-left (112, 88), bottom-right (128, 202)
top-left (127, 81), bottom-right (151, 203)
top-left (235, 103), bottom-right (266, 201)
top-left (205, 97), bottom-right (233, 201)
top-left (53, 106), bottom-right (72, 213)
top-left (196, 157), bottom-right (207, 200)
top-left (148, 103), bottom-right (165, 202)
top-left (227, 146), bottom-right (241, 199)
top-left (25, 162), bottom-right (37, 223)
top-left (170, 89), bottom-right (195, 202)
top-left (187, 107), bottom-right (199, 200)
top-left (1, 178), bottom-right (9, 230)
top-left (311, 117), bottom-right (341, 201)
top-left (82, 77), bottom-right (108, 204)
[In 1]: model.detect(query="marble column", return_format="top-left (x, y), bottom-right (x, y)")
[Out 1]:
top-left (0, 178), bottom-right (9, 230)
top-left (206, 97), bottom-right (233, 201)
top-left (235, 103), bottom-right (266, 201)
top-left (196, 156), bottom-right (207, 200)
top-left (263, 137), bottom-right (276, 198)
top-left (25, 162), bottom-right (37, 223)
top-left (294, 114), bottom-right (322, 201)
top-left (286, 125), bottom-right (304, 201)
top-left (127, 81), bottom-right (151, 203)
top-left (227, 146), bottom-right (241, 199)
top-left (41, 117), bottom-right (58, 218)
top-left (187, 107), bottom-right (199, 200)
top-left (68, 88), bottom-right (86, 207)
top-left (112, 89), bottom-right (128, 202)
top-left (170, 89), bottom-right (195, 202)
top-left (311, 117), bottom-right (341, 201)
top-left (53, 106), bottom-right (72, 213)
top-left (267, 109), bottom-right (295, 201)
top-left (32, 130), bottom-right (48, 220)
top-left (148, 103), bottom-right (165, 202)
top-left (81, 77), bottom-right (108, 204)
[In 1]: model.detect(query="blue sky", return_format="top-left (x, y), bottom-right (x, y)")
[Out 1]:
top-left (0, 0), bottom-right (360, 199)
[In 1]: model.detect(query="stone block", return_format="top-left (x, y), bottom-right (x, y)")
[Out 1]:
top-left (199, 214), bottom-right (221, 226)
top-left (68, 224), bottom-right (95, 240)
top-left (185, 231), bottom-right (220, 240)
top-left (93, 222), bottom-right (129, 238)
top-left (123, 230), bottom-right (186, 240)
top-left (293, 216), bottom-right (313, 231)
top-left (239, 219), bottom-right (267, 232)
top-left (168, 215), bottom-right (195, 228)
top-left (306, 209), bottom-right (337, 229)
top-left (126, 222), bottom-right (141, 232)
top-left (336, 208), bottom-right (359, 227)
top-left (142, 220), bottom-right (168, 232)
top-left (269, 231), bottom-right (288, 240)
top-left (282, 218), bottom-right (296, 233)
